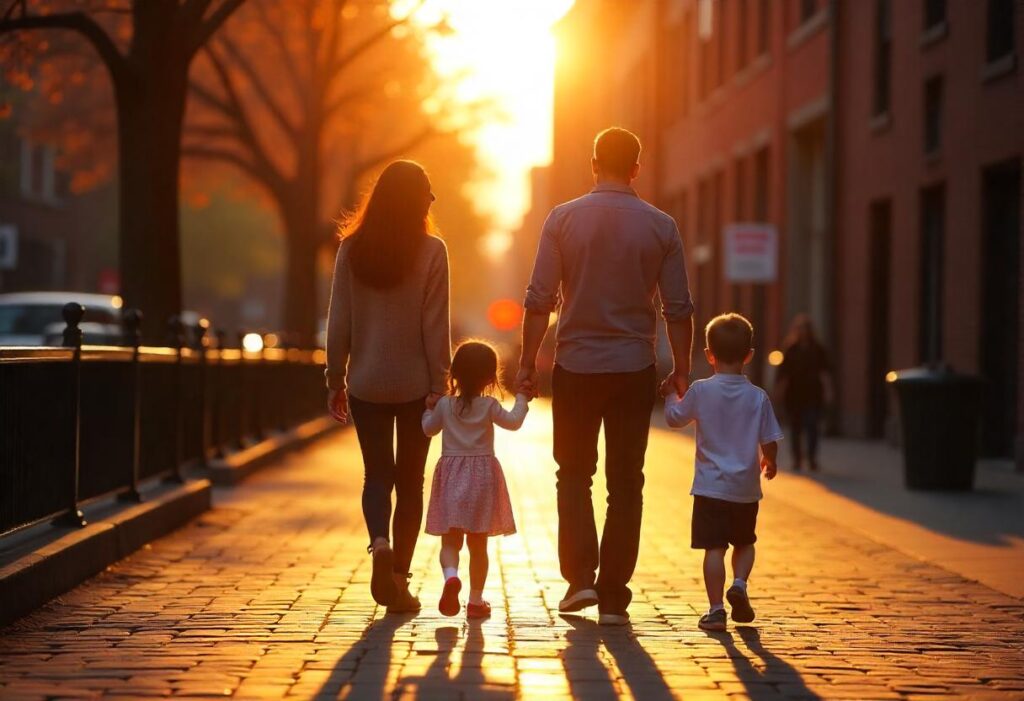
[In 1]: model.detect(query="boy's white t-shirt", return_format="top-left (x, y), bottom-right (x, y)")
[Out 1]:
top-left (665, 373), bottom-right (784, 503)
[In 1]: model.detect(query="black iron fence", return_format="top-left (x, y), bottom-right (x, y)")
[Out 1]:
top-left (0, 304), bottom-right (327, 536)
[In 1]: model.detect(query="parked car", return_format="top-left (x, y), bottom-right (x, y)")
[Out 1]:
top-left (0, 292), bottom-right (124, 347)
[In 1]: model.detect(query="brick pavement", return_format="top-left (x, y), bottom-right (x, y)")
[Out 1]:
top-left (1, 403), bottom-right (1023, 700)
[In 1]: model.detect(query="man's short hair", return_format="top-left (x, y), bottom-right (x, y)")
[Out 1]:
top-left (593, 127), bottom-right (641, 178)
top-left (706, 313), bottom-right (754, 364)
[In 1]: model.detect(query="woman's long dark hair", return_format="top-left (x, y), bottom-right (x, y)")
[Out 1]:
top-left (448, 340), bottom-right (503, 416)
top-left (338, 160), bottom-right (434, 289)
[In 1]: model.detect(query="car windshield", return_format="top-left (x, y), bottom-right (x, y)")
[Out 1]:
top-left (0, 304), bottom-right (117, 335)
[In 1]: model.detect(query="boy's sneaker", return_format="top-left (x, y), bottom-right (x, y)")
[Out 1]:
top-left (698, 608), bottom-right (727, 631)
top-left (438, 577), bottom-right (462, 617)
top-left (726, 585), bottom-right (755, 623)
top-left (558, 586), bottom-right (599, 613)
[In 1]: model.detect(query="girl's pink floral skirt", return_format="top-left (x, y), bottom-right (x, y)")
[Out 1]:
top-left (425, 455), bottom-right (516, 536)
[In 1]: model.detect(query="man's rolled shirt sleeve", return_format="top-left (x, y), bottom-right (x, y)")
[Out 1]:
top-left (523, 210), bottom-right (562, 314)
top-left (658, 222), bottom-right (695, 321)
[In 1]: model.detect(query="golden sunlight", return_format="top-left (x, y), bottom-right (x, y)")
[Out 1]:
top-left (402, 0), bottom-right (576, 234)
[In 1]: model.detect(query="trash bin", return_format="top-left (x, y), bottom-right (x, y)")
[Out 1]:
top-left (889, 366), bottom-right (984, 490)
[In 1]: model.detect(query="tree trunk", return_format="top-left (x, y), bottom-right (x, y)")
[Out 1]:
top-left (116, 81), bottom-right (187, 342)
top-left (115, 11), bottom-right (190, 343)
top-left (281, 203), bottom-right (321, 347)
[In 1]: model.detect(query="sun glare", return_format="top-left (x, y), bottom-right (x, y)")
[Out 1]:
top-left (401, 0), bottom-right (576, 235)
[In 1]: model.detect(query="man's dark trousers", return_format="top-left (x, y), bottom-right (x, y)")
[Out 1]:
top-left (551, 363), bottom-right (656, 614)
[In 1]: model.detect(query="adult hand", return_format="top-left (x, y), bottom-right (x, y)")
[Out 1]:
top-left (516, 365), bottom-right (539, 399)
top-left (425, 392), bottom-right (443, 410)
top-left (662, 368), bottom-right (689, 399)
top-left (328, 388), bottom-right (348, 424)
top-left (761, 456), bottom-right (778, 480)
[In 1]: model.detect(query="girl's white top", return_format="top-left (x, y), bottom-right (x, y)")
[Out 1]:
top-left (422, 394), bottom-right (529, 457)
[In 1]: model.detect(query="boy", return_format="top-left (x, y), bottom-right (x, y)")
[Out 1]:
top-left (663, 313), bottom-right (783, 631)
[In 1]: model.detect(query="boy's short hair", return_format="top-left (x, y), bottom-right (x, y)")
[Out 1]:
top-left (593, 127), bottom-right (641, 178)
top-left (706, 313), bottom-right (754, 363)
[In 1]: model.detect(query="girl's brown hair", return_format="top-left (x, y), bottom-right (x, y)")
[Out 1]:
top-left (338, 160), bottom-right (435, 289)
top-left (448, 340), bottom-right (502, 415)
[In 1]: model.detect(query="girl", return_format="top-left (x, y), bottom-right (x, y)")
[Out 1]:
top-left (326, 160), bottom-right (450, 613)
top-left (422, 340), bottom-right (529, 619)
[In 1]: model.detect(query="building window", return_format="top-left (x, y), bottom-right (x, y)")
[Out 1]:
top-left (734, 157), bottom-right (747, 220)
top-left (919, 184), bottom-right (945, 363)
top-left (753, 146), bottom-right (771, 220)
top-left (923, 76), bottom-right (943, 155)
top-left (986, 0), bottom-right (1015, 64)
top-left (873, 0), bottom-right (892, 117)
top-left (757, 0), bottom-right (770, 57)
top-left (716, 0), bottom-right (727, 88)
top-left (923, 0), bottom-right (946, 29)
top-left (737, 0), bottom-right (749, 71)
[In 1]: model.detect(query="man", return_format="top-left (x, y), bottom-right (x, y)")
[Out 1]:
top-left (517, 127), bottom-right (694, 625)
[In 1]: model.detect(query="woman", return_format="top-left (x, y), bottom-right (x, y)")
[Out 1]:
top-left (775, 315), bottom-right (832, 471)
top-left (326, 160), bottom-right (451, 613)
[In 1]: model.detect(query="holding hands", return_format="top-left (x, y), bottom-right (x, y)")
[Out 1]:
top-left (515, 365), bottom-right (539, 401)
top-left (659, 368), bottom-right (689, 399)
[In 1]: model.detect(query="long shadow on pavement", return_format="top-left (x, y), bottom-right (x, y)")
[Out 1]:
top-left (315, 612), bottom-right (415, 700)
top-left (707, 626), bottom-right (821, 700)
top-left (561, 615), bottom-right (674, 700)
top-left (401, 623), bottom-right (515, 699)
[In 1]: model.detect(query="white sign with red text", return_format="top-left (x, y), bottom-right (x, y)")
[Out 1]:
top-left (724, 223), bottom-right (777, 283)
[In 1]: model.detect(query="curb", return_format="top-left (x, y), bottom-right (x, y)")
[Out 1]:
top-left (0, 479), bottom-right (211, 628)
top-left (205, 416), bottom-right (341, 485)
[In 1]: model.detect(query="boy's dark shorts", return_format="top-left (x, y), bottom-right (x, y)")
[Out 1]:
top-left (691, 495), bottom-right (759, 549)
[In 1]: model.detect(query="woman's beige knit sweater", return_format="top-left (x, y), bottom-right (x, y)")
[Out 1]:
top-left (325, 235), bottom-right (451, 403)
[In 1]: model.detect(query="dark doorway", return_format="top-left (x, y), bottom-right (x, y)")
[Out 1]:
top-left (980, 159), bottom-right (1021, 458)
top-left (867, 200), bottom-right (892, 438)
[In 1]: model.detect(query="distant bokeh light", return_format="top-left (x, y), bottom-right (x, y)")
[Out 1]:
top-left (242, 333), bottom-right (265, 353)
top-left (487, 299), bottom-right (523, 332)
top-left (768, 350), bottom-right (784, 366)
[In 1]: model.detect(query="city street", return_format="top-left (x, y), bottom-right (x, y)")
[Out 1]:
top-left (1, 404), bottom-right (1023, 700)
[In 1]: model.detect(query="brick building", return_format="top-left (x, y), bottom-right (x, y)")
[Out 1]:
top-left (539, 0), bottom-right (1022, 463)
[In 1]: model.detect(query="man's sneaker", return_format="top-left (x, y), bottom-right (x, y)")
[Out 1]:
top-left (369, 544), bottom-right (397, 606)
top-left (558, 586), bottom-right (599, 613)
top-left (698, 608), bottom-right (727, 631)
top-left (726, 585), bottom-right (755, 623)
top-left (438, 576), bottom-right (462, 617)
top-left (598, 612), bottom-right (630, 626)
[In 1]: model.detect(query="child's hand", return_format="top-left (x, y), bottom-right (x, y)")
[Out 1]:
top-left (517, 383), bottom-right (535, 401)
top-left (761, 456), bottom-right (777, 480)
top-left (658, 377), bottom-right (674, 398)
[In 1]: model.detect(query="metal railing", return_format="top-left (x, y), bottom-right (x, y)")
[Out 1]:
top-left (0, 304), bottom-right (327, 536)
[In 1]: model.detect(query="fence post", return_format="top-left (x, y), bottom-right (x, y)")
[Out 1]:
top-left (194, 319), bottom-right (210, 467)
top-left (119, 309), bottom-right (144, 502)
top-left (213, 330), bottom-right (226, 459)
top-left (166, 315), bottom-right (185, 484)
top-left (54, 302), bottom-right (87, 528)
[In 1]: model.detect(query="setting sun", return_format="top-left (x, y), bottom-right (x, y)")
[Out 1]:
top-left (401, 0), bottom-right (576, 234)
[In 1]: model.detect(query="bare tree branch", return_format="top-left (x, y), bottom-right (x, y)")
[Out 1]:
top-left (189, 45), bottom-right (285, 193)
top-left (189, 0), bottom-right (246, 55)
top-left (182, 143), bottom-right (278, 192)
top-left (0, 10), bottom-right (126, 81)
top-left (252, 0), bottom-right (304, 98)
top-left (216, 33), bottom-right (299, 142)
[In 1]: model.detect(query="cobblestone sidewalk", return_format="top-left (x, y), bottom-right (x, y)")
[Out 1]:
top-left (1, 405), bottom-right (1023, 700)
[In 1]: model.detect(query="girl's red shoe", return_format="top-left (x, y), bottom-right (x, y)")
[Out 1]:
top-left (466, 600), bottom-right (491, 619)
top-left (438, 577), bottom-right (461, 617)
